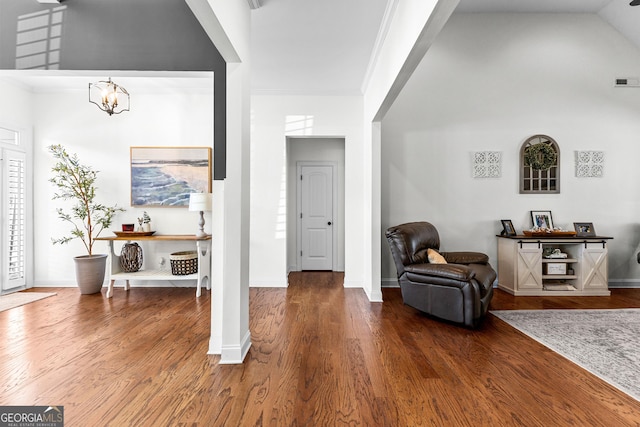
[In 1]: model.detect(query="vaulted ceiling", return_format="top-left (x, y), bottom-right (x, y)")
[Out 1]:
top-left (4, 0), bottom-right (640, 95)
top-left (250, 0), bottom-right (640, 95)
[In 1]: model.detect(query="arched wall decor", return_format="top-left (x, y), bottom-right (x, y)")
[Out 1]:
top-left (519, 135), bottom-right (560, 194)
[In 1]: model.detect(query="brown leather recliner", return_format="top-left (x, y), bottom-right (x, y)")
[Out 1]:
top-left (385, 221), bottom-right (496, 328)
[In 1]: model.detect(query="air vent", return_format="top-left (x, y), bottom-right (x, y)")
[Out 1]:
top-left (615, 77), bottom-right (640, 87)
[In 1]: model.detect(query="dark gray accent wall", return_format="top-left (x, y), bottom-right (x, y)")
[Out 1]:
top-left (0, 0), bottom-right (227, 179)
top-left (213, 61), bottom-right (226, 180)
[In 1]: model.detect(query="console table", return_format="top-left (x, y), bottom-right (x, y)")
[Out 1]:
top-left (96, 234), bottom-right (211, 298)
top-left (497, 235), bottom-right (612, 296)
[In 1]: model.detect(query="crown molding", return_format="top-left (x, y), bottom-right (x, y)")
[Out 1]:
top-left (360, 0), bottom-right (399, 94)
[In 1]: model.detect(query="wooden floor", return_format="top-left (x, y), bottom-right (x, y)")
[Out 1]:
top-left (2, 273), bottom-right (640, 426)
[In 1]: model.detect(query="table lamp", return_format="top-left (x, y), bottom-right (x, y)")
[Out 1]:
top-left (188, 193), bottom-right (212, 238)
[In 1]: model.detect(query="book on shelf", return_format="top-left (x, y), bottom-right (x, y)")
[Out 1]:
top-left (543, 283), bottom-right (577, 291)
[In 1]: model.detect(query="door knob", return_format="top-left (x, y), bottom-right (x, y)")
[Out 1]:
top-left (328, 221), bottom-right (332, 225)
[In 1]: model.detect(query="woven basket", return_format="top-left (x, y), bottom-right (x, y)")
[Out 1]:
top-left (170, 251), bottom-right (198, 275)
top-left (120, 243), bottom-right (143, 272)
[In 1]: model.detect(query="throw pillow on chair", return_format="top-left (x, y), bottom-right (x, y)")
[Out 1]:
top-left (427, 248), bottom-right (447, 264)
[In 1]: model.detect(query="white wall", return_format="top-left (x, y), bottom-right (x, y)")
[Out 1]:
top-left (381, 13), bottom-right (640, 286)
top-left (0, 79), bottom-right (33, 128)
top-left (26, 81), bottom-right (214, 287)
top-left (250, 95), bottom-right (363, 287)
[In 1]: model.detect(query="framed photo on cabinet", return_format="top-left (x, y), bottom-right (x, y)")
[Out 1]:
top-left (574, 222), bottom-right (596, 237)
top-left (500, 219), bottom-right (517, 236)
top-left (531, 210), bottom-right (554, 229)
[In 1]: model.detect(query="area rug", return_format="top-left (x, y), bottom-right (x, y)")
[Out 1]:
top-left (0, 292), bottom-right (56, 312)
top-left (491, 309), bottom-right (640, 402)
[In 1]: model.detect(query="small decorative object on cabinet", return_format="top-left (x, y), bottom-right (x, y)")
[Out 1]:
top-left (497, 234), bottom-right (612, 296)
top-left (500, 219), bottom-right (516, 236)
top-left (531, 210), bottom-right (554, 229)
top-left (120, 243), bottom-right (143, 272)
top-left (189, 193), bottom-right (212, 238)
top-left (574, 222), bottom-right (596, 237)
top-left (142, 211), bottom-right (152, 232)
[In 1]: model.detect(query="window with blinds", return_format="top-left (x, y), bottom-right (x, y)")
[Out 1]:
top-left (4, 150), bottom-right (26, 289)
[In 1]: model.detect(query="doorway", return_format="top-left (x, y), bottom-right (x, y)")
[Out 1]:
top-left (287, 137), bottom-right (345, 273)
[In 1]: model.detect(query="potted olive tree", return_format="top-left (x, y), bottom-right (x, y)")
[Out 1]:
top-left (49, 144), bottom-right (124, 294)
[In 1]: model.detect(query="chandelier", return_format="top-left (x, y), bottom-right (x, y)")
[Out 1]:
top-left (88, 78), bottom-right (130, 116)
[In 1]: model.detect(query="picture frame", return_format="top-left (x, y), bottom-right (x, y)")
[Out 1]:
top-left (500, 219), bottom-right (517, 236)
top-left (531, 210), bottom-right (554, 229)
top-left (574, 222), bottom-right (596, 237)
top-left (130, 146), bottom-right (212, 207)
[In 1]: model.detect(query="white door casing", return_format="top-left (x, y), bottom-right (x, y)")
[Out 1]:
top-left (298, 163), bottom-right (336, 270)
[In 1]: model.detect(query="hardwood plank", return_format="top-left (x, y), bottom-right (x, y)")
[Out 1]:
top-left (1, 279), bottom-right (639, 426)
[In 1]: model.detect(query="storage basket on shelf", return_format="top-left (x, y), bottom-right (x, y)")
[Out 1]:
top-left (170, 251), bottom-right (198, 275)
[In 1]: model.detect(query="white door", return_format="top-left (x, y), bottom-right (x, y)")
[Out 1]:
top-left (299, 165), bottom-right (333, 270)
top-left (1, 149), bottom-right (27, 292)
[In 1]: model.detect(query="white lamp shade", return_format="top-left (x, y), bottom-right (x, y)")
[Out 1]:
top-left (189, 193), bottom-right (212, 211)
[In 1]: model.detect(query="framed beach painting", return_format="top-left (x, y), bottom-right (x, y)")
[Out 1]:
top-left (130, 146), bottom-right (212, 207)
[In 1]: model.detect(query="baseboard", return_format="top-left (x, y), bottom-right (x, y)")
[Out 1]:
top-left (33, 280), bottom-right (198, 288)
top-left (219, 329), bottom-right (252, 365)
top-left (208, 334), bottom-right (221, 355)
top-left (342, 278), bottom-right (359, 288)
top-left (33, 280), bottom-right (75, 287)
top-left (249, 279), bottom-right (288, 288)
top-left (381, 278), bottom-right (399, 288)
top-left (608, 280), bottom-right (640, 288)
top-left (364, 287), bottom-right (383, 302)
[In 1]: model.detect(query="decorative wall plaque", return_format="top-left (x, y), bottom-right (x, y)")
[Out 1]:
top-left (472, 151), bottom-right (501, 178)
top-left (575, 151), bottom-right (604, 177)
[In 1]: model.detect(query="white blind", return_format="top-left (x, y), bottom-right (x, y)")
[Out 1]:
top-left (5, 151), bottom-right (26, 288)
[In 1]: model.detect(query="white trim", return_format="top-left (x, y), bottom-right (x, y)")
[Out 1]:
top-left (363, 287), bottom-right (383, 302)
top-left (251, 88), bottom-right (364, 97)
top-left (250, 279), bottom-right (288, 288)
top-left (381, 278), bottom-right (400, 288)
top-left (609, 280), bottom-right (640, 288)
top-left (208, 334), bottom-right (221, 355)
top-left (33, 280), bottom-right (201, 288)
top-left (219, 330), bottom-right (252, 364)
top-left (361, 0), bottom-right (400, 94)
